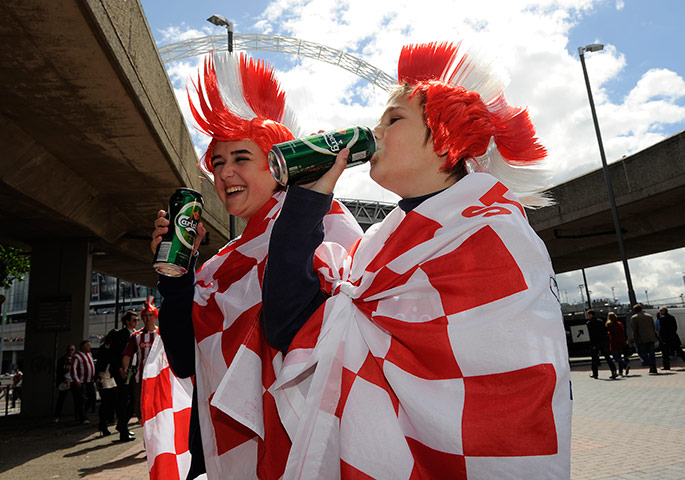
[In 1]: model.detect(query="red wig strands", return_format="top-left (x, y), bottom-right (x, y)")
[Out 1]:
top-left (398, 42), bottom-right (460, 85)
top-left (142, 296), bottom-right (158, 319)
top-left (396, 42), bottom-right (551, 205)
top-left (397, 42), bottom-right (546, 170)
top-left (188, 52), bottom-right (299, 172)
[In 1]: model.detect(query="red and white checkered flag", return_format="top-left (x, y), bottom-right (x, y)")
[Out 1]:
top-left (142, 334), bottom-right (194, 479)
top-left (263, 173), bottom-right (571, 479)
top-left (191, 191), bottom-right (363, 479)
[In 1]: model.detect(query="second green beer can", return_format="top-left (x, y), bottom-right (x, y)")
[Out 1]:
top-left (268, 126), bottom-right (376, 186)
top-left (153, 188), bottom-right (204, 277)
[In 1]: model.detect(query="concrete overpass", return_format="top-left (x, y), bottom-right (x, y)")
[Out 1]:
top-left (0, 0), bottom-right (233, 284)
top-left (528, 130), bottom-right (685, 274)
top-left (1, 0), bottom-right (684, 416)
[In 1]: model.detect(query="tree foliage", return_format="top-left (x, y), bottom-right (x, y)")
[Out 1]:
top-left (0, 243), bottom-right (31, 289)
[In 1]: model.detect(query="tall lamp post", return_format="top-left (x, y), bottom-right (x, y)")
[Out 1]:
top-left (207, 14), bottom-right (234, 53)
top-left (578, 43), bottom-right (637, 307)
top-left (206, 14), bottom-right (237, 240)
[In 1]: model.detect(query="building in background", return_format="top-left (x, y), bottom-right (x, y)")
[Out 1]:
top-left (0, 273), bottom-right (159, 374)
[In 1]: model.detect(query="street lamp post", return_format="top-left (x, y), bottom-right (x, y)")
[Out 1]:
top-left (206, 14), bottom-right (237, 240)
top-left (578, 43), bottom-right (637, 307)
top-left (207, 14), bottom-right (234, 53)
top-left (581, 268), bottom-right (592, 310)
top-left (120, 282), bottom-right (126, 328)
top-left (578, 284), bottom-right (585, 310)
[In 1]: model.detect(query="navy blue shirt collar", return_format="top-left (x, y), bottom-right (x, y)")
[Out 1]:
top-left (398, 188), bottom-right (446, 213)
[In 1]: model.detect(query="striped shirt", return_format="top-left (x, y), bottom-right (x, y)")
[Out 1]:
top-left (70, 351), bottom-right (95, 383)
top-left (123, 328), bottom-right (158, 383)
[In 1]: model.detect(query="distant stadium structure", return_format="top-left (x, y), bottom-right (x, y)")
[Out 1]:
top-left (158, 33), bottom-right (395, 92)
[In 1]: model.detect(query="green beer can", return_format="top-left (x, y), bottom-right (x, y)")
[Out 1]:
top-left (268, 126), bottom-right (376, 186)
top-left (153, 188), bottom-right (204, 277)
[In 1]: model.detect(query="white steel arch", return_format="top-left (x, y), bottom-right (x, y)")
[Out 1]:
top-left (158, 33), bottom-right (395, 92)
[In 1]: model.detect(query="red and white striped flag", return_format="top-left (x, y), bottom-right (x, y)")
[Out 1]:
top-left (215, 173), bottom-right (571, 479)
top-left (142, 335), bottom-right (194, 479)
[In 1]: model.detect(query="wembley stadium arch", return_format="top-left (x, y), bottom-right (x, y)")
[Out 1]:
top-left (158, 33), bottom-right (395, 92)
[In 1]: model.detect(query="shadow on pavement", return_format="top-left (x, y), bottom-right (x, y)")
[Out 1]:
top-left (0, 415), bottom-right (97, 474)
top-left (78, 448), bottom-right (146, 478)
top-left (63, 440), bottom-right (125, 458)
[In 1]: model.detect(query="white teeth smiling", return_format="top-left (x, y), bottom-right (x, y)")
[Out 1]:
top-left (226, 186), bottom-right (246, 196)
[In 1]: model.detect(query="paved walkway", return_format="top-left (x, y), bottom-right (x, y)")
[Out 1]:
top-left (1, 358), bottom-right (684, 479)
top-left (570, 359), bottom-right (685, 480)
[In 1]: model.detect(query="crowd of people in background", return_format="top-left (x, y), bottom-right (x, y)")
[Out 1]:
top-left (41, 301), bottom-right (159, 442)
top-left (587, 304), bottom-right (685, 379)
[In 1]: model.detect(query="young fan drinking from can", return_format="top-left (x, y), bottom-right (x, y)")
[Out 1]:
top-left (262, 42), bottom-right (572, 479)
top-left (146, 51), bottom-right (362, 480)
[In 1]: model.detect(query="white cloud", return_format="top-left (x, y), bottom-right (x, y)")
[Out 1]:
top-left (626, 68), bottom-right (685, 104)
top-left (158, 24), bottom-right (213, 43)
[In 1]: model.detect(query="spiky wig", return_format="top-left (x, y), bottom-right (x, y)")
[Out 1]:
top-left (142, 296), bottom-right (158, 319)
top-left (397, 42), bottom-right (550, 205)
top-left (188, 51), bottom-right (301, 173)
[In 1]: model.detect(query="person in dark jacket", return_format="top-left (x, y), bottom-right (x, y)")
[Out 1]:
top-left (631, 304), bottom-right (659, 374)
top-left (606, 312), bottom-right (630, 376)
top-left (53, 344), bottom-right (75, 422)
top-left (587, 310), bottom-right (618, 379)
top-left (656, 307), bottom-right (685, 370)
top-left (95, 329), bottom-right (118, 436)
top-left (110, 310), bottom-right (139, 441)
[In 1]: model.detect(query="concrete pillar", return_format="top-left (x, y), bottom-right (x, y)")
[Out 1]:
top-left (22, 240), bottom-right (92, 417)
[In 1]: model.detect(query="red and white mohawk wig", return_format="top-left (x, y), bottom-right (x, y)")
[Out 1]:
top-left (188, 51), bottom-right (301, 173)
top-left (397, 42), bottom-right (551, 206)
top-left (142, 296), bottom-right (158, 319)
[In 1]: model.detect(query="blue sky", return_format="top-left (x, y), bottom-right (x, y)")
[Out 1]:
top-left (567, 1), bottom-right (684, 98)
top-left (139, 0), bottom-right (685, 306)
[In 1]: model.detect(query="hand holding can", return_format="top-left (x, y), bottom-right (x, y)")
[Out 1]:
top-left (152, 188), bottom-right (204, 277)
top-left (268, 126), bottom-right (376, 186)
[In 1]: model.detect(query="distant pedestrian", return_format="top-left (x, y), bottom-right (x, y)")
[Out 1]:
top-left (53, 344), bottom-right (76, 422)
top-left (606, 312), bottom-right (630, 376)
top-left (656, 307), bottom-right (685, 370)
top-left (110, 310), bottom-right (138, 441)
top-left (11, 368), bottom-right (22, 408)
top-left (95, 330), bottom-right (118, 436)
top-left (586, 310), bottom-right (618, 379)
top-left (631, 304), bottom-right (658, 374)
top-left (70, 340), bottom-right (96, 423)
top-left (121, 298), bottom-right (158, 422)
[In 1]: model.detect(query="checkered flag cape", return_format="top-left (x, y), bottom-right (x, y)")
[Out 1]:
top-left (267, 173), bottom-right (572, 479)
top-left (142, 334), bottom-right (194, 479)
top-left (191, 190), bottom-right (363, 479)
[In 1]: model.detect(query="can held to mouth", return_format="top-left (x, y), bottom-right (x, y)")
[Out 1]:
top-left (153, 188), bottom-right (204, 277)
top-left (268, 126), bottom-right (376, 186)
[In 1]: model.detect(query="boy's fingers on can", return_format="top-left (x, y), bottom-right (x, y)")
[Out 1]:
top-left (151, 237), bottom-right (161, 255)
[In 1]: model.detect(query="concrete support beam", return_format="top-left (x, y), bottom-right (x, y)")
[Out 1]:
top-left (22, 240), bottom-right (92, 417)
